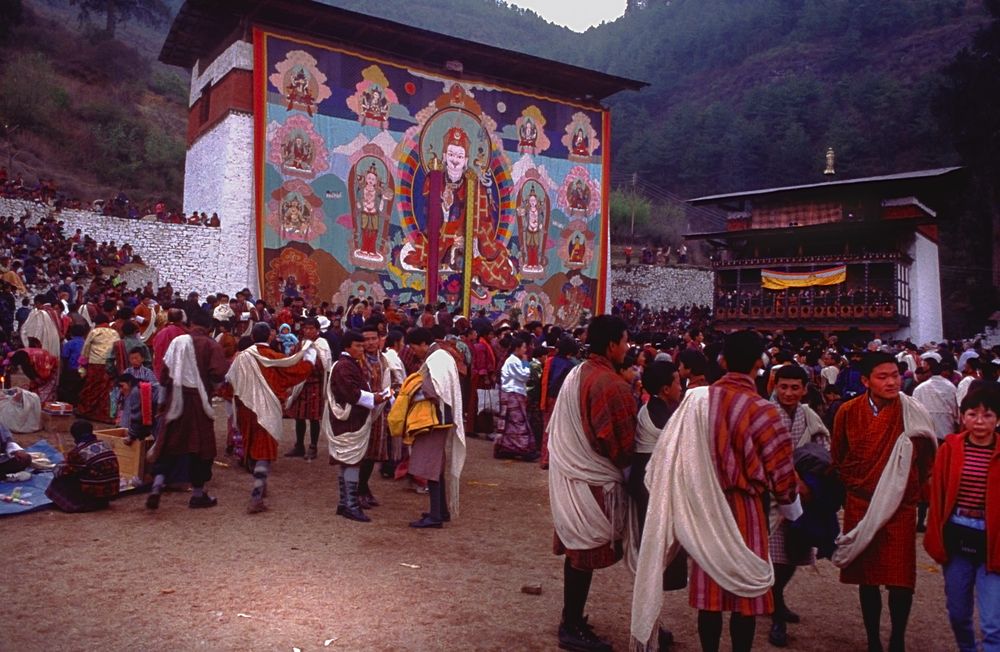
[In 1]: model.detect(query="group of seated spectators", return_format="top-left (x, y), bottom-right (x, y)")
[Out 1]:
top-left (622, 243), bottom-right (689, 268)
top-left (0, 212), bottom-right (147, 337)
top-left (0, 169), bottom-right (59, 204)
top-left (716, 286), bottom-right (897, 313)
top-left (97, 193), bottom-right (220, 227)
top-left (610, 299), bottom-right (713, 339)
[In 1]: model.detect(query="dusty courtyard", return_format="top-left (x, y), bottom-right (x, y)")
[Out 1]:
top-left (1, 406), bottom-right (956, 651)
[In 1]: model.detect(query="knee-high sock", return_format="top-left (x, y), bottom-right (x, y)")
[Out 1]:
top-left (294, 420), bottom-right (306, 448)
top-left (887, 587), bottom-right (913, 652)
top-left (309, 420), bottom-right (320, 447)
top-left (359, 459), bottom-right (375, 495)
top-left (697, 610), bottom-right (723, 652)
top-left (730, 613), bottom-right (757, 652)
top-left (427, 479), bottom-right (442, 520)
top-left (916, 502), bottom-right (928, 527)
top-left (773, 563), bottom-right (796, 618)
top-left (151, 474), bottom-right (165, 495)
top-left (562, 557), bottom-right (593, 626)
top-left (252, 460), bottom-right (270, 499)
top-left (342, 464), bottom-right (361, 510)
top-left (859, 585), bottom-right (883, 651)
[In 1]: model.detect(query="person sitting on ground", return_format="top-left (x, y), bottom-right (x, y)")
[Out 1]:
top-left (45, 420), bottom-right (119, 513)
top-left (0, 422), bottom-right (31, 475)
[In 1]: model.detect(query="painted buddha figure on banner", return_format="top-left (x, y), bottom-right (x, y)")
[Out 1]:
top-left (403, 124), bottom-right (517, 297)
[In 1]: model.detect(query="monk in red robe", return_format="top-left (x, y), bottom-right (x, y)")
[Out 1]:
top-left (832, 351), bottom-right (936, 652)
top-left (227, 323), bottom-right (316, 513)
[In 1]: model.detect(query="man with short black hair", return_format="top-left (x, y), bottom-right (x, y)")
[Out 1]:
top-left (549, 315), bottom-right (635, 651)
top-left (227, 322), bottom-right (317, 513)
top-left (632, 329), bottom-right (801, 652)
top-left (767, 363), bottom-right (830, 647)
top-left (831, 351), bottom-right (937, 652)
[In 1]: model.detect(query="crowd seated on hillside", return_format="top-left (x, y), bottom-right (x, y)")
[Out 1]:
top-left (0, 211), bottom-right (148, 335)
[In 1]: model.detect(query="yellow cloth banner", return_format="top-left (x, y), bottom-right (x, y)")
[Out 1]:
top-left (761, 265), bottom-right (846, 290)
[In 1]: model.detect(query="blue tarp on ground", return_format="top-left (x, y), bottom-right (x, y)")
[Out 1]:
top-left (0, 440), bottom-right (63, 517)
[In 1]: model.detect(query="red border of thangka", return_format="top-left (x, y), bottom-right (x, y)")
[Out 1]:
top-left (252, 27), bottom-right (611, 308)
top-left (596, 108), bottom-right (611, 314)
top-left (253, 27), bottom-right (267, 294)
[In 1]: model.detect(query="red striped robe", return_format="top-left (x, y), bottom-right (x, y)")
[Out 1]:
top-left (832, 394), bottom-right (935, 588)
top-left (689, 373), bottom-right (798, 615)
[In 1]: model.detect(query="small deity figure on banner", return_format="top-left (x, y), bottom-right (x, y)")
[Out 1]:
top-left (568, 233), bottom-right (586, 264)
top-left (571, 127), bottom-right (589, 156)
top-left (519, 118), bottom-right (538, 153)
top-left (282, 135), bottom-right (313, 172)
top-left (360, 86), bottom-right (390, 126)
top-left (285, 69), bottom-right (316, 116)
top-left (568, 178), bottom-right (591, 212)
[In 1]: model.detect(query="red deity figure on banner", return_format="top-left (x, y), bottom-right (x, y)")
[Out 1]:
top-left (516, 179), bottom-right (548, 278)
top-left (350, 153), bottom-right (394, 266)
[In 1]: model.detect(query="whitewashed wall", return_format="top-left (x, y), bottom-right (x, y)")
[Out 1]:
top-left (182, 112), bottom-right (257, 297)
top-left (896, 232), bottom-right (943, 345)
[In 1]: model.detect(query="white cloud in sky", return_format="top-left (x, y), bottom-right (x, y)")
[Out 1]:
top-left (506, 0), bottom-right (627, 32)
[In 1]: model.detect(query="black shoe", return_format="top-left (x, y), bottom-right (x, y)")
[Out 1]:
top-left (246, 498), bottom-right (267, 514)
top-left (916, 522), bottom-right (927, 533)
top-left (284, 446), bottom-right (305, 458)
top-left (189, 494), bottom-right (218, 509)
top-left (776, 607), bottom-right (800, 624)
top-left (336, 505), bottom-right (346, 516)
top-left (422, 511), bottom-right (451, 523)
top-left (146, 492), bottom-right (161, 510)
top-left (658, 626), bottom-right (674, 647)
top-left (409, 515), bottom-right (443, 529)
top-left (558, 619), bottom-right (611, 652)
top-left (358, 493), bottom-right (380, 509)
top-left (769, 621), bottom-right (788, 647)
top-left (340, 507), bottom-right (370, 522)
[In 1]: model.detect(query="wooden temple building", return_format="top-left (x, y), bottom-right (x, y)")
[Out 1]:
top-left (687, 167), bottom-right (963, 344)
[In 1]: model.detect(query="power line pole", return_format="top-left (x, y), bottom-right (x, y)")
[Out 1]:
top-left (629, 171), bottom-right (638, 241)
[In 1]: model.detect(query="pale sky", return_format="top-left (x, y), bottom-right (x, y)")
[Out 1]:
top-left (506, 0), bottom-right (628, 32)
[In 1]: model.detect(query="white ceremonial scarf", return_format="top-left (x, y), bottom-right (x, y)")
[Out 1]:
top-left (631, 387), bottom-right (776, 651)
top-left (226, 342), bottom-right (311, 442)
top-left (634, 402), bottom-right (661, 455)
top-left (21, 308), bottom-right (60, 359)
top-left (162, 334), bottom-right (213, 423)
top-left (321, 355), bottom-right (374, 467)
top-left (139, 305), bottom-right (159, 342)
top-left (424, 347), bottom-right (466, 517)
top-left (831, 393), bottom-right (937, 568)
top-left (285, 337), bottom-right (333, 409)
top-left (548, 365), bottom-right (633, 553)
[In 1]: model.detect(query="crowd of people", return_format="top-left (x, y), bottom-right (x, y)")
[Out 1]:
top-left (0, 203), bottom-right (997, 651)
top-left (0, 170), bottom-right (220, 226)
top-left (622, 243), bottom-right (689, 268)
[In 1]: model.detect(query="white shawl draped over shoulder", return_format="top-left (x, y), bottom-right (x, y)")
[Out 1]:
top-left (424, 348), bottom-right (466, 517)
top-left (162, 334), bottom-right (213, 423)
top-left (831, 393), bottom-right (937, 568)
top-left (226, 343), bottom-right (311, 443)
top-left (548, 364), bottom-right (631, 553)
top-left (631, 387), bottom-right (774, 650)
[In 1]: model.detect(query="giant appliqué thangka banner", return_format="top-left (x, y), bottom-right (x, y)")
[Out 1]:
top-left (254, 29), bottom-right (609, 325)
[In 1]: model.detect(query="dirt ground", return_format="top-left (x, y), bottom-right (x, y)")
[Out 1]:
top-left (1, 404), bottom-right (957, 652)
